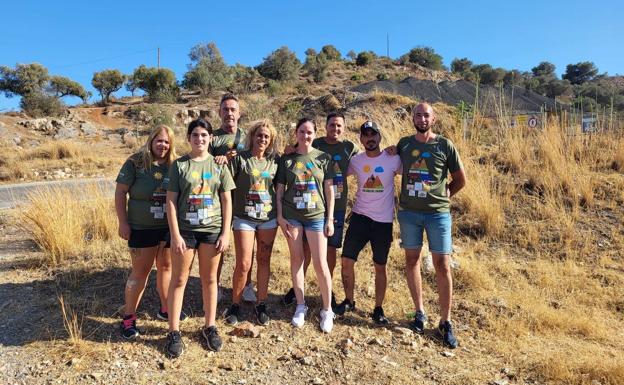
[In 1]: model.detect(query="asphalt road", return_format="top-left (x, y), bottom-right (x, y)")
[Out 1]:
top-left (0, 178), bottom-right (115, 209)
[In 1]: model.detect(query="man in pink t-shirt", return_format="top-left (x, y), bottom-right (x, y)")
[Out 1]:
top-left (334, 121), bottom-right (402, 325)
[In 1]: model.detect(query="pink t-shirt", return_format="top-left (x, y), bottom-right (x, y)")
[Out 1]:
top-left (348, 151), bottom-right (402, 223)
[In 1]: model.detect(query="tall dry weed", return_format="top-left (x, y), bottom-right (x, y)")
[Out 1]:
top-left (21, 184), bottom-right (120, 266)
top-left (20, 141), bottom-right (84, 161)
top-left (58, 294), bottom-right (82, 344)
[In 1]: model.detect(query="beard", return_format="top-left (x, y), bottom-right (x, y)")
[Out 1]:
top-left (416, 125), bottom-right (430, 133)
top-left (365, 142), bottom-right (379, 151)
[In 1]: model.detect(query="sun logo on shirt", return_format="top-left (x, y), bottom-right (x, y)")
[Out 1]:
top-left (153, 172), bottom-right (163, 180)
top-left (412, 149), bottom-right (420, 157)
top-left (363, 165), bottom-right (371, 173)
top-left (295, 161), bottom-right (304, 169)
top-left (227, 141), bottom-right (235, 149)
top-left (191, 171), bottom-right (200, 179)
top-left (252, 168), bottom-right (260, 177)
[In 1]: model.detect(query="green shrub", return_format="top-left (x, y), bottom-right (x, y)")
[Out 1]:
top-left (92, 69), bottom-right (125, 103)
top-left (129, 65), bottom-right (179, 103)
top-left (356, 51), bottom-right (376, 66)
top-left (399, 47), bottom-right (444, 70)
top-left (351, 73), bottom-right (364, 82)
top-left (266, 79), bottom-right (284, 97)
top-left (20, 92), bottom-right (65, 117)
top-left (256, 46), bottom-right (301, 82)
top-left (376, 73), bottom-right (390, 81)
top-left (182, 42), bottom-right (232, 95)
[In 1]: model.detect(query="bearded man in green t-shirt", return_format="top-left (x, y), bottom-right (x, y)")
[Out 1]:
top-left (396, 103), bottom-right (466, 349)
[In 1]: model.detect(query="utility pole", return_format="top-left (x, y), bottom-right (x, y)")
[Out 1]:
top-left (386, 33), bottom-right (390, 58)
top-left (157, 47), bottom-right (160, 69)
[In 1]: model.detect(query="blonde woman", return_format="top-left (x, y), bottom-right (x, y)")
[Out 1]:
top-left (115, 125), bottom-right (181, 340)
top-left (224, 120), bottom-right (280, 326)
top-left (165, 119), bottom-right (235, 358)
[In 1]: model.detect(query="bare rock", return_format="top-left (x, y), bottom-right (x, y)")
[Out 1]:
top-left (392, 327), bottom-right (413, 336)
top-left (80, 122), bottom-right (99, 136)
top-left (229, 322), bottom-right (261, 338)
top-left (441, 351), bottom-right (455, 357)
top-left (367, 337), bottom-right (384, 346)
top-left (54, 126), bottom-right (78, 140)
top-left (312, 377), bottom-right (324, 385)
top-left (339, 338), bottom-right (353, 350)
top-left (299, 356), bottom-right (314, 366)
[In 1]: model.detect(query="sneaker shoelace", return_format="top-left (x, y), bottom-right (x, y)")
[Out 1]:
top-left (122, 315), bottom-right (136, 330)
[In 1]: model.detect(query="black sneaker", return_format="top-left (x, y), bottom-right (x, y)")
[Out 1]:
top-left (282, 287), bottom-right (296, 306)
top-left (157, 310), bottom-right (189, 322)
top-left (255, 303), bottom-right (270, 326)
top-left (201, 326), bottom-right (223, 352)
top-left (409, 310), bottom-right (427, 334)
top-left (372, 306), bottom-right (389, 325)
top-left (223, 304), bottom-right (241, 326)
top-left (165, 330), bottom-right (185, 358)
top-left (120, 314), bottom-right (140, 340)
top-left (334, 299), bottom-right (356, 316)
top-left (438, 321), bottom-right (458, 349)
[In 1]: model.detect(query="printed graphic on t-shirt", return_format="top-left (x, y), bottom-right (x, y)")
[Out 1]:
top-left (407, 150), bottom-right (432, 198)
top-left (186, 172), bottom-right (215, 226)
top-left (245, 169), bottom-right (272, 220)
top-left (293, 161), bottom-right (320, 210)
top-left (362, 165), bottom-right (385, 193)
top-left (332, 154), bottom-right (344, 199)
top-left (150, 171), bottom-right (169, 219)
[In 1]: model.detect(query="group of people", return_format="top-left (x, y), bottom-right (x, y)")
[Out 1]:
top-left (115, 93), bottom-right (466, 358)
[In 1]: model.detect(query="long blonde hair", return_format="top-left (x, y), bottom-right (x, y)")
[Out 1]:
top-left (131, 125), bottom-right (178, 170)
top-left (243, 119), bottom-right (280, 159)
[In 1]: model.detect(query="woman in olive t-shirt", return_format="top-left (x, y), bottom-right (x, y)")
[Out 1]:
top-left (276, 118), bottom-right (336, 333)
top-left (225, 119), bottom-right (280, 326)
top-left (115, 125), bottom-right (178, 340)
top-left (164, 119), bottom-right (235, 357)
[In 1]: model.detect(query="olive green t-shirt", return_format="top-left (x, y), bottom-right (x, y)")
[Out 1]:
top-left (116, 157), bottom-right (169, 230)
top-left (397, 135), bottom-right (463, 213)
top-left (167, 154), bottom-right (236, 233)
top-left (312, 138), bottom-right (359, 211)
top-left (229, 151), bottom-right (279, 221)
top-left (209, 127), bottom-right (247, 156)
top-left (276, 148), bottom-right (335, 222)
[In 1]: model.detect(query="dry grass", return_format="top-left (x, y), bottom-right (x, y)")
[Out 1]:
top-left (20, 141), bottom-right (85, 161)
top-left (6, 98), bottom-right (624, 384)
top-left (58, 293), bottom-right (83, 345)
top-left (20, 183), bottom-right (123, 266)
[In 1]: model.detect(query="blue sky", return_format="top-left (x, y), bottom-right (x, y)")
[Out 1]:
top-left (1, 0), bottom-right (622, 111)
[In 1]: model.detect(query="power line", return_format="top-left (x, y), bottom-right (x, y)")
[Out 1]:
top-left (49, 48), bottom-right (158, 70)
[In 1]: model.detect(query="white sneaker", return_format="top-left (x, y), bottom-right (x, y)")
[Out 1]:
top-left (217, 286), bottom-right (224, 303)
top-left (319, 309), bottom-right (335, 333)
top-left (291, 304), bottom-right (308, 328)
top-left (242, 282), bottom-right (257, 303)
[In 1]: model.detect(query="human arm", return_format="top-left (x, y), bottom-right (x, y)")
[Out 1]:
top-left (448, 168), bottom-right (466, 197)
top-left (166, 191), bottom-right (186, 256)
top-left (276, 183), bottom-right (294, 239)
top-left (114, 183), bottom-right (131, 240)
top-left (216, 190), bottom-right (232, 253)
top-left (323, 178), bottom-right (335, 237)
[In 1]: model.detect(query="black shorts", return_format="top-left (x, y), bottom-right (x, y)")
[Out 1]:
top-left (342, 212), bottom-right (393, 265)
top-left (128, 228), bottom-right (169, 248)
top-left (166, 230), bottom-right (220, 250)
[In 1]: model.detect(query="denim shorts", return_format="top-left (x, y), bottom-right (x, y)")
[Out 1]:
top-left (232, 216), bottom-right (278, 231)
top-left (286, 218), bottom-right (325, 232)
top-left (397, 210), bottom-right (452, 254)
top-left (327, 210), bottom-right (345, 248)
